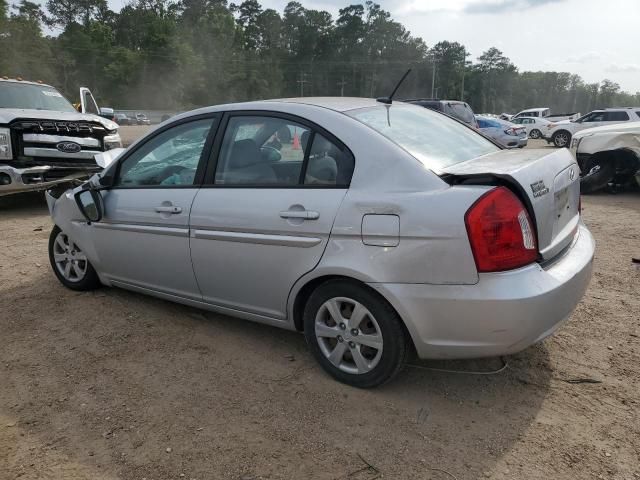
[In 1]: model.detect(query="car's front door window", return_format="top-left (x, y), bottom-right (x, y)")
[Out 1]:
top-left (116, 118), bottom-right (214, 187)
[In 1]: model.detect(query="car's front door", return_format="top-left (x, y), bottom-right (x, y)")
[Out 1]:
top-left (189, 113), bottom-right (355, 319)
top-left (92, 116), bottom-right (217, 299)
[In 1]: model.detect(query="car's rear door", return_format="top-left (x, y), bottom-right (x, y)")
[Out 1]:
top-left (91, 115), bottom-right (218, 299)
top-left (189, 112), bottom-right (355, 319)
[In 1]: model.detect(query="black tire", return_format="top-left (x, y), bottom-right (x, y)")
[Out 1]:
top-left (48, 225), bottom-right (101, 291)
top-left (303, 280), bottom-right (409, 388)
top-left (529, 129), bottom-right (541, 139)
top-left (580, 158), bottom-right (615, 194)
top-left (552, 130), bottom-right (571, 148)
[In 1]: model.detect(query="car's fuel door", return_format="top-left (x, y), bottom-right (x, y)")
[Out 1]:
top-left (79, 87), bottom-right (100, 115)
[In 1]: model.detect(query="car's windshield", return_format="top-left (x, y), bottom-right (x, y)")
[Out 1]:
top-left (0, 82), bottom-right (76, 112)
top-left (348, 104), bottom-right (498, 170)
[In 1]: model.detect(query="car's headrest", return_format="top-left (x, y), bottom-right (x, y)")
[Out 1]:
top-left (228, 139), bottom-right (262, 170)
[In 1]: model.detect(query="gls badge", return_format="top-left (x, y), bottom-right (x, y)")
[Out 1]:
top-left (530, 180), bottom-right (549, 198)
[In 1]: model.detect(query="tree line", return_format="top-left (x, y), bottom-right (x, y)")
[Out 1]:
top-left (1, 0), bottom-right (638, 114)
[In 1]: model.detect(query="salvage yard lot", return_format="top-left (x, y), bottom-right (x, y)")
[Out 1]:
top-left (1, 151), bottom-right (639, 479)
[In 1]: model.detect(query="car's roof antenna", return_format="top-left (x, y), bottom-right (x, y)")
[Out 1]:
top-left (376, 69), bottom-right (412, 105)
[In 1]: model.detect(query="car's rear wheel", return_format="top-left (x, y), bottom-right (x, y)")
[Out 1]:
top-left (552, 130), bottom-right (571, 148)
top-left (303, 280), bottom-right (409, 388)
top-left (48, 225), bottom-right (100, 291)
top-left (529, 129), bottom-right (541, 139)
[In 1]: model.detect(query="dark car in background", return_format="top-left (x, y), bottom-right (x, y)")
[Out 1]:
top-left (114, 113), bottom-right (133, 125)
top-left (405, 99), bottom-right (478, 128)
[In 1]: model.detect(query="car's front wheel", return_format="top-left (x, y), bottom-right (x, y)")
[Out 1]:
top-left (529, 128), bottom-right (541, 139)
top-left (552, 130), bottom-right (571, 148)
top-left (303, 280), bottom-right (409, 388)
top-left (48, 225), bottom-right (101, 291)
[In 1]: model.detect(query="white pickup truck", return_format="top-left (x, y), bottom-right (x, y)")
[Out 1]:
top-left (509, 107), bottom-right (581, 122)
top-left (0, 78), bottom-right (121, 196)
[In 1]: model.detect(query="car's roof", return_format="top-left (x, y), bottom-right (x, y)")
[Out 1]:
top-left (519, 107), bottom-right (548, 112)
top-left (266, 97), bottom-right (383, 112)
top-left (0, 78), bottom-right (55, 88)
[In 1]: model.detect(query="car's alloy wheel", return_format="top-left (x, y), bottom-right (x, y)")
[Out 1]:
top-left (52, 230), bottom-right (88, 282)
top-left (314, 297), bottom-right (384, 375)
top-left (529, 129), bottom-right (541, 139)
top-left (303, 280), bottom-right (408, 388)
top-left (553, 131), bottom-right (571, 148)
top-left (48, 225), bottom-right (101, 291)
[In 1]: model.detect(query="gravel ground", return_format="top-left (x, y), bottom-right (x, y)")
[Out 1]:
top-left (0, 133), bottom-right (639, 479)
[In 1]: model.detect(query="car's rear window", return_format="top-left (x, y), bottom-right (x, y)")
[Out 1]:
top-left (348, 104), bottom-right (498, 170)
top-left (445, 102), bottom-right (475, 124)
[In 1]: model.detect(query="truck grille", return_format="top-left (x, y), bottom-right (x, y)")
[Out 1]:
top-left (12, 120), bottom-right (109, 137)
top-left (10, 119), bottom-right (108, 167)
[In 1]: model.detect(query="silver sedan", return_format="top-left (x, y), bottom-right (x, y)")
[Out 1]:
top-left (46, 98), bottom-right (594, 387)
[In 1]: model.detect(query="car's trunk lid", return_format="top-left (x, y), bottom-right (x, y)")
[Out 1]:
top-left (441, 148), bottom-right (581, 261)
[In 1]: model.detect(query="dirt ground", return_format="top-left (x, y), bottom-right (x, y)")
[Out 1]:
top-left (1, 141), bottom-right (639, 479)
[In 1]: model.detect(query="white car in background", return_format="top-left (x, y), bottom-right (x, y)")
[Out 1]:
top-left (546, 108), bottom-right (640, 148)
top-left (509, 116), bottom-right (552, 139)
top-left (572, 121), bottom-right (640, 193)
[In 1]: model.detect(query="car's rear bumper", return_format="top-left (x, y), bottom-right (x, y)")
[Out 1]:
top-left (369, 223), bottom-right (595, 359)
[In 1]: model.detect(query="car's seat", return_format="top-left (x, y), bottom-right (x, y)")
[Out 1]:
top-left (306, 135), bottom-right (337, 184)
top-left (221, 139), bottom-right (277, 184)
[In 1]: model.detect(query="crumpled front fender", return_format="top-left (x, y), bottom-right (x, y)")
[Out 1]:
top-left (577, 131), bottom-right (640, 158)
top-left (46, 182), bottom-right (109, 284)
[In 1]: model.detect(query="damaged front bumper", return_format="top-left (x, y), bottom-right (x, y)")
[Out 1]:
top-left (0, 164), bottom-right (99, 196)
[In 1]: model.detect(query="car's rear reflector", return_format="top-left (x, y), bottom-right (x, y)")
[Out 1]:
top-left (465, 187), bottom-right (538, 272)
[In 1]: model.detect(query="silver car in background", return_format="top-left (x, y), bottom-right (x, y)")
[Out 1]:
top-left (476, 115), bottom-right (528, 148)
top-left (46, 98), bottom-right (594, 388)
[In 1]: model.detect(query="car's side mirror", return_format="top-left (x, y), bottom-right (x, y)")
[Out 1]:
top-left (75, 188), bottom-right (104, 223)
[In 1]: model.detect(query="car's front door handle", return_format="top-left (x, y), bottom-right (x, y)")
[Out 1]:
top-left (155, 205), bottom-right (182, 214)
top-left (279, 210), bottom-right (320, 220)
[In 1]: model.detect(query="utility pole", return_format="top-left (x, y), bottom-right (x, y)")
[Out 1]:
top-left (370, 71), bottom-right (376, 98)
top-left (297, 72), bottom-right (310, 97)
top-left (460, 66), bottom-right (465, 101)
top-left (430, 57), bottom-right (437, 99)
top-left (337, 76), bottom-right (347, 97)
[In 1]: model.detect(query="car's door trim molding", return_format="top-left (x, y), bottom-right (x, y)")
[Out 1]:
top-left (93, 222), bottom-right (189, 237)
top-left (191, 228), bottom-right (322, 247)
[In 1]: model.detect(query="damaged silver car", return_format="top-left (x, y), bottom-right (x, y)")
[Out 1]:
top-left (46, 98), bottom-right (595, 388)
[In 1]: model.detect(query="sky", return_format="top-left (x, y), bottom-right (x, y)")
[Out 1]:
top-left (107, 0), bottom-right (640, 93)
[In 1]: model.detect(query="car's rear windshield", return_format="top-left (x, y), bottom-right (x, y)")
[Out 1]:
top-left (348, 104), bottom-right (498, 170)
top-left (0, 82), bottom-right (76, 112)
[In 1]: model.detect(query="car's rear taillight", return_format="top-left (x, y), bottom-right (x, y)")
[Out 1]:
top-left (465, 187), bottom-right (538, 273)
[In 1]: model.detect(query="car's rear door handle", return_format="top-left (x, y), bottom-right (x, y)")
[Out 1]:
top-left (279, 210), bottom-right (320, 220)
top-left (155, 205), bottom-right (182, 214)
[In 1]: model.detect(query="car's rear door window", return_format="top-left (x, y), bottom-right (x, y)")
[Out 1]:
top-left (604, 111), bottom-right (630, 121)
top-left (213, 115), bottom-right (355, 187)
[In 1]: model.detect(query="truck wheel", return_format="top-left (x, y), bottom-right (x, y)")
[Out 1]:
top-left (552, 130), bottom-right (571, 148)
top-left (529, 129), bottom-right (541, 139)
top-left (580, 158), bottom-right (615, 194)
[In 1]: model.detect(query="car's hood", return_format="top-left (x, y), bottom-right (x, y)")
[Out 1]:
top-left (574, 121), bottom-right (640, 139)
top-left (0, 108), bottom-right (118, 130)
top-left (551, 119), bottom-right (571, 126)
